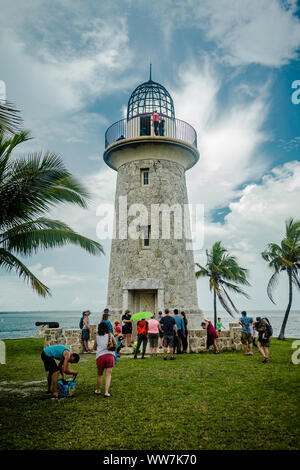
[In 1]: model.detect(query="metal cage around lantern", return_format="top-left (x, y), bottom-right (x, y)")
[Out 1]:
top-left (127, 80), bottom-right (175, 121)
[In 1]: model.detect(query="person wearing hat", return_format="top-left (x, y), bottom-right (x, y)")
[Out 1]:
top-left (82, 310), bottom-right (92, 353)
top-left (102, 309), bottom-right (113, 334)
top-left (114, 321), bottom-right (122, 338)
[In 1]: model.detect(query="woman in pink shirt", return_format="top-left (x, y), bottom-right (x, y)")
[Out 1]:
top-left (147, 315), bottom-right (160, 356)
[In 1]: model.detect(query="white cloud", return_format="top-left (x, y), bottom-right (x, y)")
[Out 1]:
top-left (195, 161), bottom-right (300, 310)
top-left (0, 19), bottom-right (132, 117)
top-left (172, 63), bottom-right (270, 212)
top-left (29, 264), bottom-right (86, 287)
top-left (49, 167), bottom-right (117, 239)
top-left (158, 0), bottom-right (300, 67)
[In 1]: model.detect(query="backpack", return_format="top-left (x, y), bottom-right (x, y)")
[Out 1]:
top-left (57, 379), bottom-right (76, 398)
top-left (137, 321), bottom-right (148, 336)
top-left (79, 316), bottom-right (84, 329)
top-left (265, 322), bottom-right (273, 338)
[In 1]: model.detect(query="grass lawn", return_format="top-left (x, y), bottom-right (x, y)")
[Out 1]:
top-left (0, 338), bottom-right (299, 450)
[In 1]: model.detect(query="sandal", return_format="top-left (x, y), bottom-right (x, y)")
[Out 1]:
top-left (94, 390), bottom-right (101, 395)
top-left (104, 393), bottom-right (111, 398)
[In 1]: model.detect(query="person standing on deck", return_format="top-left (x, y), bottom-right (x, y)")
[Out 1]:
top-left (152, 110), bottom-right (159, 136)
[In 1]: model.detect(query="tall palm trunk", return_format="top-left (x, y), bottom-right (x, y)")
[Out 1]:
top-left (213, 289), bottom-right (217, 328)
top-left (278, 268), bottom-right (293, 340)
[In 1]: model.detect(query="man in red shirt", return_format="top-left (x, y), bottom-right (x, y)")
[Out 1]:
top-left (133, 319), bottom-right (149, 359)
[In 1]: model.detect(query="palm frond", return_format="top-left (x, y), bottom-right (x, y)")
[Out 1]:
top-left (266, 271), bottom-right (279, 304)
top-left (221, 280), bottom-right (250, 298)
top-left (0, 101), bottom-right (22, 135)
top-left (220, 285), bottom-right (239, 313)
top-left (0, 151), bottom-right (90, 227)
top-left (0, 248), bottom-right (50, 297)
top-left (217, 291), bottom-right (235, 318)
top-left (1, 219), bottom-right (104, 256)
top-left (195, 263), bottom-right (210, 278)
top-left (292, 271), bottom-right (300, 290)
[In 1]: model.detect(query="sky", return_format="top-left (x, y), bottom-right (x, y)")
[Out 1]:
top-left (0, 0), bottom-right (299, 314)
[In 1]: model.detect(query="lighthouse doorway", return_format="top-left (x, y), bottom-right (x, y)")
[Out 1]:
top-left (132, 290), bottom-right (157, 314)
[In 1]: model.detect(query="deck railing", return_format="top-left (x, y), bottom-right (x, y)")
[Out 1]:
top-left (105, 117), bottom-right (197, 149)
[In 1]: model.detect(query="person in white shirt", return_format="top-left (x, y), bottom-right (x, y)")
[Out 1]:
top-left (93, 322), bottom-right (117, 397)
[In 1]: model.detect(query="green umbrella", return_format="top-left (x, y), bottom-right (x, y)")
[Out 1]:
top-left (131, 311), bottom-right (153, 322)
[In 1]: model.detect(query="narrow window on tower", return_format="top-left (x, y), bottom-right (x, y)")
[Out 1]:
top-left (142, 225), bottom-right (151, 248)
top-left (141, 168), bottom-right (149, 186)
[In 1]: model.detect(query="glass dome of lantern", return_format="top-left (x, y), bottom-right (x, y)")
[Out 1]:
top-left (127, 66), bottom-right (175, 120)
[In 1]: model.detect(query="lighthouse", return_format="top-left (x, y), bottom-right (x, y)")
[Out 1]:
top-left (103, 71), bottom-right (202, 328)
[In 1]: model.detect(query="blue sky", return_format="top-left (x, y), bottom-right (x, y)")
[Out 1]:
top-left (0, 0), bottom-right (299, 313)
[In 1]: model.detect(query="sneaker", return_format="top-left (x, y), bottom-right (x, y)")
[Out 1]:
top-left (163, 357), bottom-right (167, 360)
top-left (262, 358), bottom-right (269, 363)
top-left (170, 356), bottom-right (175, 360)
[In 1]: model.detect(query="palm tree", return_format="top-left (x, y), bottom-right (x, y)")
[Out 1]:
top-left (261, 218), bottom-right (300, 340)
top-left (0, 129), bottom-right (103, 297)
top-left (195, 241), bottom-right (250, 327)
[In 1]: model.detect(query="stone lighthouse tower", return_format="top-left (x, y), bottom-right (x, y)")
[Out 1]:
top-left (103, 72), bottom-right (202, 328)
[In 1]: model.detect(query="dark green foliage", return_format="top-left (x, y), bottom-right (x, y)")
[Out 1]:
top-left (0, 128), bottom-right (103, 296)
top-left (195, 241), bottom-right (250, 325)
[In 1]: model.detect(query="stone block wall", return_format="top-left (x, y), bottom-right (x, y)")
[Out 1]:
top-left (188, 323), bottom-right (242, 353)
top-left (64, 330), bottom-right (83, 354)
top-left (44, 328), bottom-right (64, 348)
top-left (42, 326), bottom-right (97, 354)
top-left (42, 323), bottom-right (242, 355)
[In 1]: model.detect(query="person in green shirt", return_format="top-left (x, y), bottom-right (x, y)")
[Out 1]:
top-left (216, 317), bottom-right (225, 334)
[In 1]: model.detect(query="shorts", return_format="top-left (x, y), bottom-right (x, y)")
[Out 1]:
top-left (241, 332), bottom-right (252, 345)
top-left (163, 335), bottom-right (174, 348)
top-left (122, 326), bottom-right (132, 335)
top-left (258, 337), bottom-right (270, 347)
top-left (82, 329), bottom-right (90, 341)
top-left (96, 354), bottom-right (115, 372)
top-left (41, 350), bottom-right (59, 375)
top-left (148, 333), bottom-right (159, 348)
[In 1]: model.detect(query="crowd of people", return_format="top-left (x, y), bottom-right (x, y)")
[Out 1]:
top-left (200, 311), bottom-right (273, 362)
top-left (40, 308), bottom-right (272, 398)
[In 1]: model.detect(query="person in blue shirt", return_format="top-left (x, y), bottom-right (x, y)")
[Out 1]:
top-left (239, 310), bottom-right (254, 356)
top-left (41, 345), bottom-right (79, 397)
top-left (173, 309), bottom-right (186, 354)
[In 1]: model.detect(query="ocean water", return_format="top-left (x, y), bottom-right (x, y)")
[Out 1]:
top-left (0, 310), bottom-right (299, 340)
